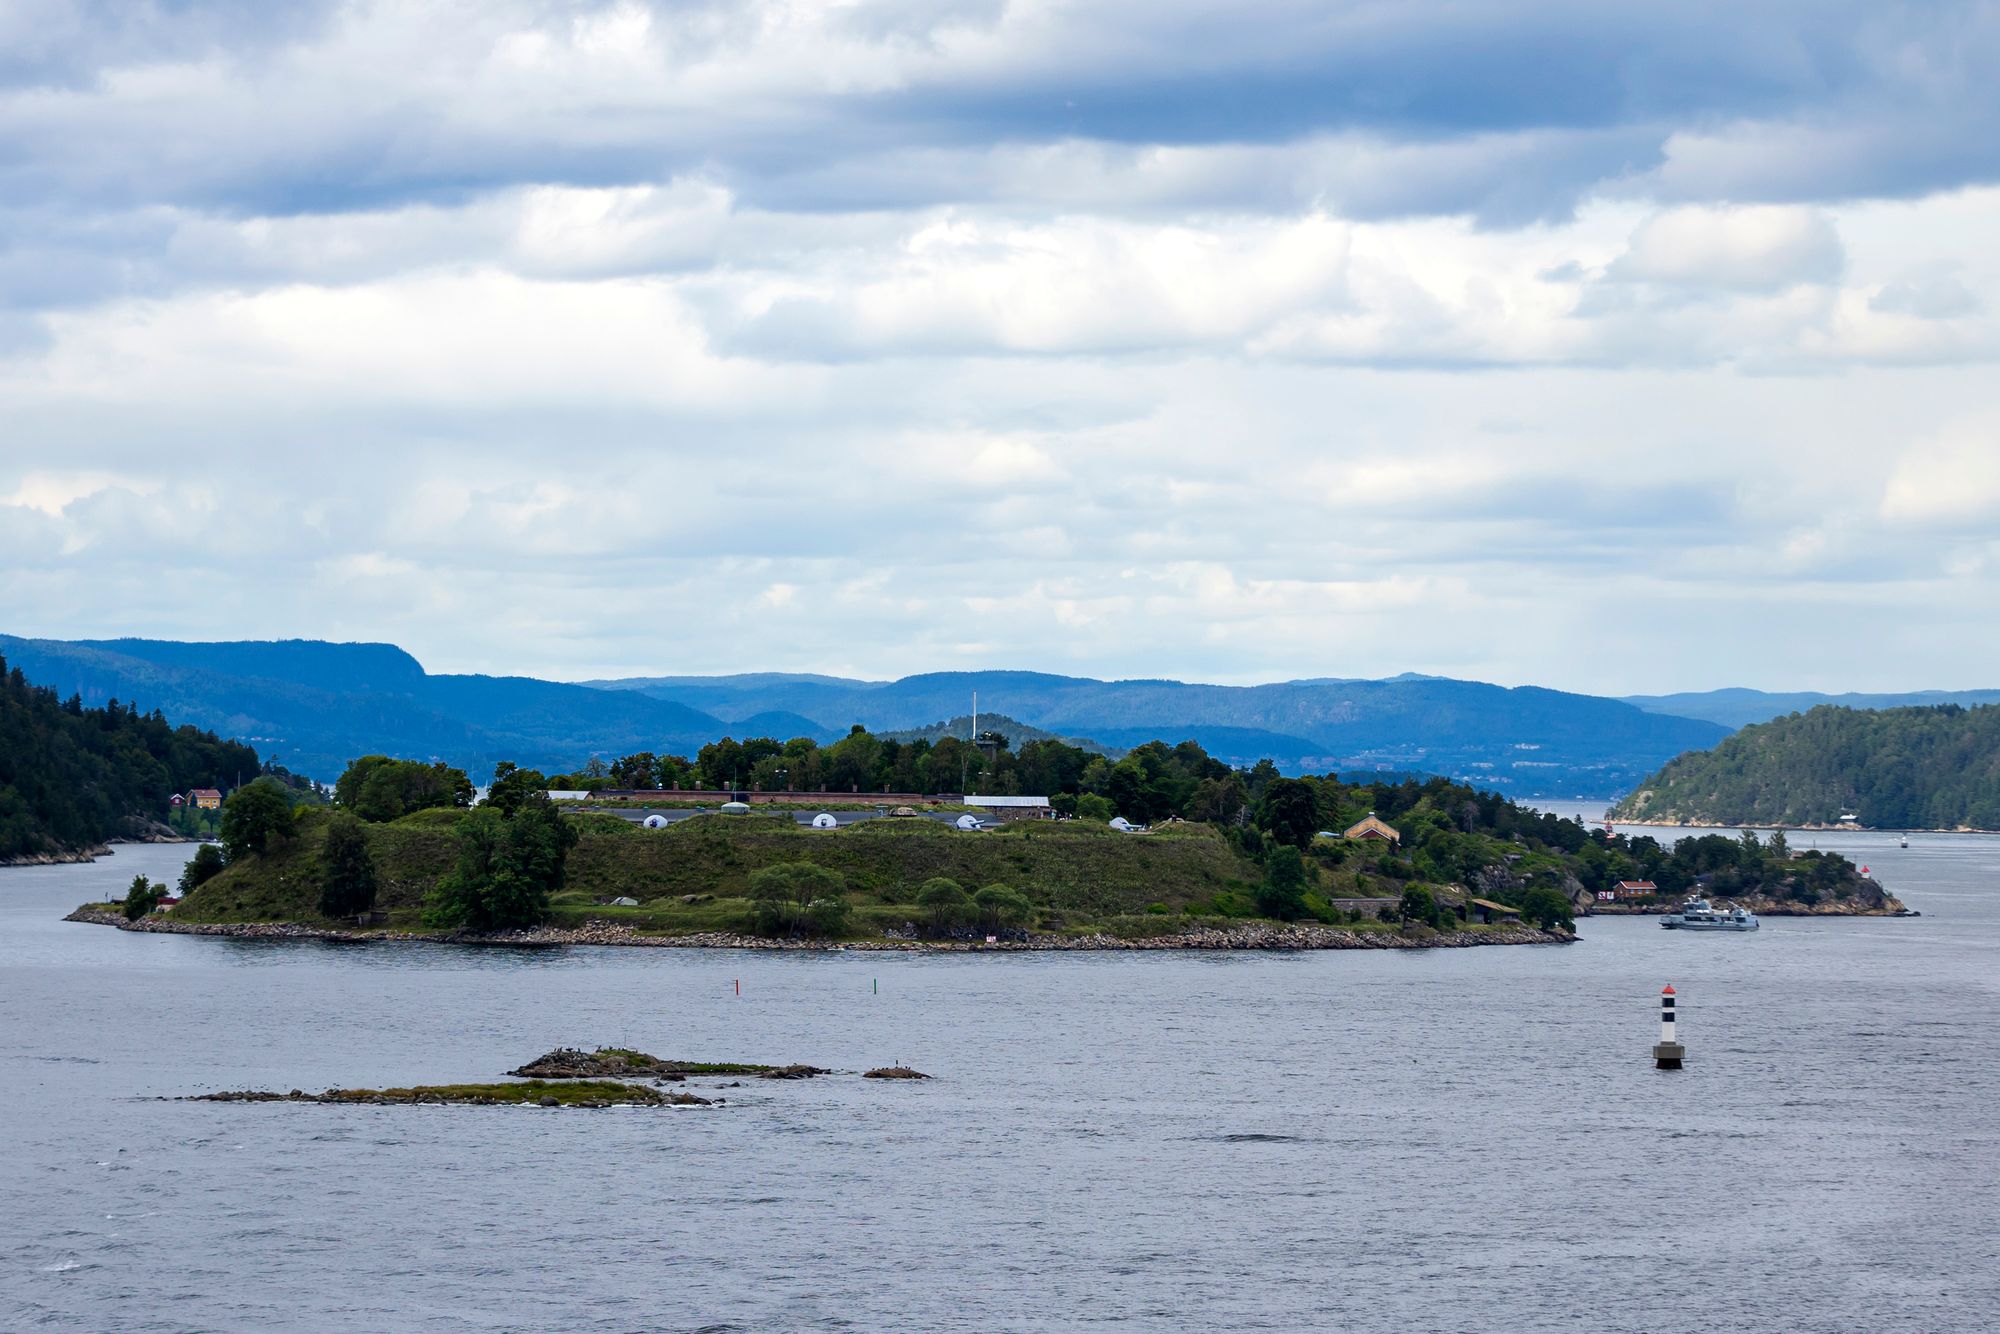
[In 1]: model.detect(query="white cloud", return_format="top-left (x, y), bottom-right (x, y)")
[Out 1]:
top-left (1882, 416), bottom-right (2000, 526)
top-left (1609, 205), bottom-right (1844, 292)
top-left (2, 2), bottom-right (1999, 693)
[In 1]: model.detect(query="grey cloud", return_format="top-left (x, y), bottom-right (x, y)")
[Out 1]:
top-left (0, 1), bottom-right (1995, 227)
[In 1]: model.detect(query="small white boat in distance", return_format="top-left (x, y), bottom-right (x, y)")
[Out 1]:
top-left (1660, 896), bottom-right (1759, 931)
top-left (1900, 834), bottom-right (1910, 849)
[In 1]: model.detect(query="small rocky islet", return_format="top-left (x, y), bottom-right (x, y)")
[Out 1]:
top-left (181, 1046), bottom-right (927, 1107)
top-left (506, 1046), bottom-right (832, 1080)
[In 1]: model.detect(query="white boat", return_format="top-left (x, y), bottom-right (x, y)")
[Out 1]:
top-left (1900, 834), bottom-right (1910, 849)
top-left (1660, 895), bottom-right (1759, 931)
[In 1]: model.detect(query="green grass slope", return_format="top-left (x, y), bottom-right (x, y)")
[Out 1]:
top-left (172, 808), bottom-right (1269, 936)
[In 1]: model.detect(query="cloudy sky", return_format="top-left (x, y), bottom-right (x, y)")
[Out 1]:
top-left (3, 0), bottom-right (1997, 693)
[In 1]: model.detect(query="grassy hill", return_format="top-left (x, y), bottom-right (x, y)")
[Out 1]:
top-left (169, 808), bottom-right (1289, 938)
top-left (1612, 703), bottom-right (2000, 828)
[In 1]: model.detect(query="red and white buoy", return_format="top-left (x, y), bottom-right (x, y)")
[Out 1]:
top-left (1653, 984), bottom-right (1684, 1069)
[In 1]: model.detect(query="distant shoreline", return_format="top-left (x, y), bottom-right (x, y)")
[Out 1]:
top-left (62, 909), bottom-right (1573, 953)
top-left (1608, 818), bottom-right (2000, 835)
top-left (1, 845), bottom-right (110, 868)
top-left (0, 833), bottom-right (196, 869)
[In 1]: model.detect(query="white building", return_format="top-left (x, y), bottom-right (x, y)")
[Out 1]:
top-left (964, 795), bottom-right (1053, 822)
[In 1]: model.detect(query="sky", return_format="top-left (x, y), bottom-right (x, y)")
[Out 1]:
top-left (2, 0), bottom-right (1998, 694)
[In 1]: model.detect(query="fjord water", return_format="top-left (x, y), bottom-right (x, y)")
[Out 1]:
top-left (4, 832), bottom-right (1997, 1333)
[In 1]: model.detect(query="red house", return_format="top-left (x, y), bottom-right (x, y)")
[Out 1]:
top-left (1605, 879), bottom-right (1658, 901)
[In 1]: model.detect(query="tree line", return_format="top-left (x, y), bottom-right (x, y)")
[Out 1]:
top-left (0, 652), bottom-right (270, 861)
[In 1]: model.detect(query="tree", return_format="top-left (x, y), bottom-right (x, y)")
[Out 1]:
top-left (1398, 884), bottom-right (1437, 925)
top-left (1255, 845), bottom-right (1309, 921)
top-left (1258, 777), bottom-right (1321, 849)
top-left (748, 861), bottom-right (847, 937)
top-left (335, 756), bottom-right (472, 822)
top-left (220, 779), bottom-right (295, 861)
top-left (319, 811), bottom-right (379, 919)
top-left (484, 762), bottom-right (550, 817)
top-left (1519, 886), bottom-right (1574, 931)
top-left (972, 883), bottom-right (1034, 933)
top-left (178, 843), bottom-right (226, 895)
top-left (610, 752), bottom-right (659, 789)
top-left (424, 795), bottom-right (579, 931)
top-left (915, 877), bottom-right (972, 935)
top-left (121, 874), bottom-right (164, 920)
top-left (1074, 792), bottom-right (1115, 822)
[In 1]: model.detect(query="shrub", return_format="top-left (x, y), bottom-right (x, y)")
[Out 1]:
top-left (973, 883), bottom-right (1034, 932)
top-left (747, 861), bottom-right (848, 938)
top-left (1255, 846), bottom-right (1309, 921)
top-left (802, 896), bottom-right (851, 937)
top-left (1398, 884), bottom-right (1436, 924)
top-left (121, 875), bottom-right (164, 920)
top-left (915, 877), bottom-right (972, 935)
top-left (1519, 886), bottom-right (1574, 930)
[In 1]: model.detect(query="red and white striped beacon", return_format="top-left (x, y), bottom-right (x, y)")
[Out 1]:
top-left (1653, 984), bottom-right (1684, 1069)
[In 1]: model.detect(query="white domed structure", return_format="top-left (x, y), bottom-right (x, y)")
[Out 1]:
top-left (955, 814), bottom-right (982, 830)
top-left (720, 800), bottom-right (752, 815)
top-left (642, 814), bottom-right (669, 829)
top-left (811, 813), bottom-right (838, 829)
top-left (1108, 816), bottom-right (1136, 832)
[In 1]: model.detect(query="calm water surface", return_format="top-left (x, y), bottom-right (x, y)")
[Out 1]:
top-left (3, 831), bottom-right (1998, 1332)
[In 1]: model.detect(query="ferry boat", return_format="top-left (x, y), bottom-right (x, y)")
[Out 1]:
top-left (1660, 895), bottom-right (1759, 931)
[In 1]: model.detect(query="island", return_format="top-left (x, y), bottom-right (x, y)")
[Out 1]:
top-left (1613, 701), bottom-right (2000, 831)
top-left (66, 720), bottom-right (1906, 943)
top-left (179, 1046), bottom-right (927, 1106)
top-left (72, 745), bottom-right (1614, 947)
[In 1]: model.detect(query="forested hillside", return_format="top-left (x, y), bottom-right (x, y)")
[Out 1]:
top-left (0, 652), bottom-right (264, 860)
top-left (1613, 704), bottom-right (2000, 828)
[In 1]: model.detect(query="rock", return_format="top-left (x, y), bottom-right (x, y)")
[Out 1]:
top-left (863, 1066), bottom-right (931, 1080)
top-left (537, 1096), bottom-right (560, 1106)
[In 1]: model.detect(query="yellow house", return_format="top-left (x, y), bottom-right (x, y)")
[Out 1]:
top-left (189, 788), bottom-right (224, 810)
top-left (1343, 814), bottom-right (1401, 844)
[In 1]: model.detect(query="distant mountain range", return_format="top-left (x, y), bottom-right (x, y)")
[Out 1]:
top-left (589, 668), bottom-right (1726, 795)
top-left (0, 635), bottom-right (726, 784)
top-left (1623, 687), bottom-right (2000, 730)
top-left (34, 633), bottom-right (1969, 798)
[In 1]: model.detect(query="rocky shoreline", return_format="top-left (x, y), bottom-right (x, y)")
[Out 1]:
top-left (2, 830), bottom-right (195, 867)
top-left (4, 845), bottom-right (112, 867)
top-left (65, 908), bottom-right (1572, 951)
